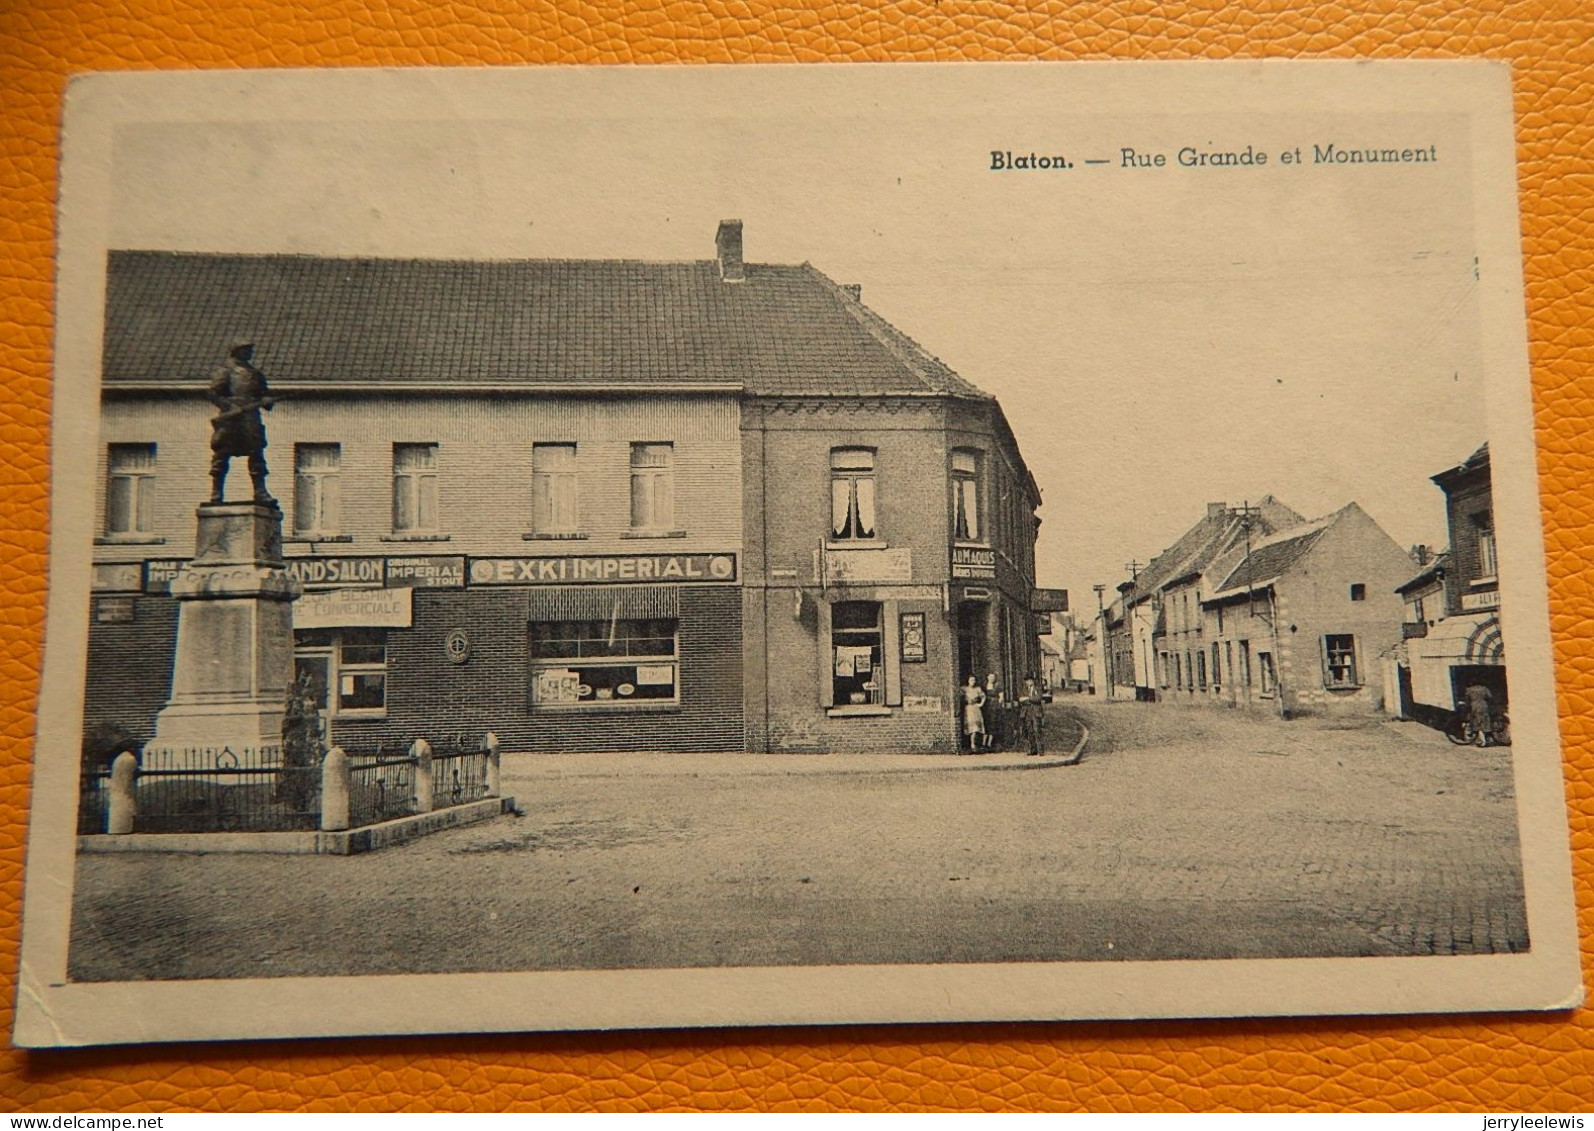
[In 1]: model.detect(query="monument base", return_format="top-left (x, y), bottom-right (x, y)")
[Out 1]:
top-left (146, 501), bottom-right (300, 774)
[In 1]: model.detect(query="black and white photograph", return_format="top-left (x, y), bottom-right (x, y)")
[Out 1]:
top-left (15, 61), bottom-right (1580, 1046)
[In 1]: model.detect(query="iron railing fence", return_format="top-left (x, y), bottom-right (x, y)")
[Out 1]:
top-left (432, 744), bottom-right (492, 808)
top-left (347, 755), bottom-right (415, 828)
top-left (78, 736), bottom-right (497, 835)
top-left (76, 746), bottom-right (319, 834)
top-left (78, 770), bottom-right (110, 835)
top-left (132, 768), bottom-right (320, 833)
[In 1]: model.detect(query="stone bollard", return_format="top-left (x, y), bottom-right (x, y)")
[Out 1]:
top-left (320, 746), bottom-right (351, 831)
top-left (107, 751), bottom-right (138, 835)
top-left (412, 739), bottom-right (434, 812)
top-left (485, 732), bottom-right (501, 799)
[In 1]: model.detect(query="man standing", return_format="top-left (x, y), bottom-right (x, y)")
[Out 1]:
top-left (1019, 675), bottom-right (1045, 756)
top-left (207, 341), bottom-right (276, 503)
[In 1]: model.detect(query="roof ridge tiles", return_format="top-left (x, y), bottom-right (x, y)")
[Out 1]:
top-left (102, 248), bottom-right (990, 399)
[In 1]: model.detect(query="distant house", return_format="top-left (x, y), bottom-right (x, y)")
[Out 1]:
top-left (1198, 502), bottom-right (1414, 716)
top-left (1039, 635), bottom-right (1065, 690)
top-left (1384, 444), bottom-right (1505, 728)
top-left (1106, 498), bottom-right (1302, 702)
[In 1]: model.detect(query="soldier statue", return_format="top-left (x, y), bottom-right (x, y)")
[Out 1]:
top-left (207, 341), bottom-right (276, 504)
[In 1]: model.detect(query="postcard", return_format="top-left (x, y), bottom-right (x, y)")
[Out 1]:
top-left (13, 60), bottom-right (1581, 1046)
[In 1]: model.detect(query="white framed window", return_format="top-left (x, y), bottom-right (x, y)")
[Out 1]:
top-left (830, 448), bottom-right (877, 541)
top-left (532, 443), bottom-right (579, 533)
top-left (106, 443), bottom-right (157, 535)
top-left (1258, 651), bottom-right (1276, 696)
top-left (529, 618), bottom-right (678, 708)
top-left (951, 449), bottom-right (982, 542)
top-left (630, 443), bottom-right (675, 530)
top-left (392, 443), bottom-right (439, 533)
top-left (293, 443), bottom-right (342, 536)
top-left (1475, 516), bottom-right (1498, 580)
top-left (1324, 633), bottom-right (1359, 688)
top-left (294, 628), bottom-right (388, 718)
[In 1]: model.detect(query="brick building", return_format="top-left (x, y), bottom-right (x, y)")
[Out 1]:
top-left (1389, 444), bottom-right (1505, 725)
top-left (87, 223), bottom-right (1044, 756)
top-left (1103, 496), bottom-right (1412, 715)
top-left (1198, 502), bottom-right (1414, 716)
top-left (1105, 497), bottom-right (1302, 702)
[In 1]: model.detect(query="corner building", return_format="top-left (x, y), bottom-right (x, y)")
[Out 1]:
top-left (88, 223), bottom-right (1042, 756)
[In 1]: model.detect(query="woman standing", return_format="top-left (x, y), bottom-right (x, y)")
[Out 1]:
top-left (961, 675), bottom-right (988, 753)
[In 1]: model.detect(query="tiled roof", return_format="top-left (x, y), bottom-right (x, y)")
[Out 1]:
top-left (102, 250), bottom-right (994, 400)
top-left (1211, 523), bottom-right (1330, 596)
top-left (1125, 496), bottom-right (1304, 601)
top-left (1396, 550), bottom-right (1449, 595)
top-left (1431, 441), bottom-right (1490, 488)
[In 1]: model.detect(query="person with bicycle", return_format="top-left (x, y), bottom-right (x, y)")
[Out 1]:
top-left (1463, 681), bottom-right (1496, 747)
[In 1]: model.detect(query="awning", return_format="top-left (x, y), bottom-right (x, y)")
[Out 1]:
top-left (1409, 612), bottom-right (1504, 664)
top-left (525, 584), bottom-right (679, 622)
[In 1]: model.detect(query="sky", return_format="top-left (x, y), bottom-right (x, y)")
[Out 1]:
top-left (108, 69), bottom-right (1490, 606)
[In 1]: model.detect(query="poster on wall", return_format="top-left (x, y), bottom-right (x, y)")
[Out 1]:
top-left (900, 612), bottom-right (927, 663)
top-left (13, 62), bottom-right (1580, 1047)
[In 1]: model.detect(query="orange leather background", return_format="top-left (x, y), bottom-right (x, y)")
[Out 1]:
top-left (2, 1), bottom-right (1592, 1112)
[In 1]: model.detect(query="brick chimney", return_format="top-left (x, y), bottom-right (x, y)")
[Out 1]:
top-left (842, 283), bottom-right (862, 301)
top-left (1207, 502), bottom-right (1227, 520)
top-left (715, 219), bottom-right (745, 283)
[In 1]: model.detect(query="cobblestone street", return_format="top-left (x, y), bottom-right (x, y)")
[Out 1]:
top-left (68, 700), bottom-right (1528, 980)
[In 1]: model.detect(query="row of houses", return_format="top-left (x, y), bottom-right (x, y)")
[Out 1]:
top-left (1084, 443), bottom-right (1506, 725)
top-left (87, 222), bottom-right (1048, 756)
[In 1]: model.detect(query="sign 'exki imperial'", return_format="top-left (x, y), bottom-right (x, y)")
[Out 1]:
top-left (470, 553), bottom-right (739, 586)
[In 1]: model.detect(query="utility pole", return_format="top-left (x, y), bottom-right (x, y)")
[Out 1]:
top-left (1124, 560), bottom-right (1144, 695)
top-left (1232, 501), bottom-right (1263, 620)
top-left (1094, 582), bottom-right (1110, 701)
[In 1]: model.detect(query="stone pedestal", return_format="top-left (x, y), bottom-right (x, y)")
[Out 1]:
top-left (142, 502), bottom-right (301, 771)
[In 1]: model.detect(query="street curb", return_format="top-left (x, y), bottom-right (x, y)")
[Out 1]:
top-left (503, 723), bottom-right (1092, 780)
top-left (77, 797), bottom-right (517, 855)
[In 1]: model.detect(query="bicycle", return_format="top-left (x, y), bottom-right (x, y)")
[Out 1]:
top-left (1445, 709), bottom-right (1511, 747)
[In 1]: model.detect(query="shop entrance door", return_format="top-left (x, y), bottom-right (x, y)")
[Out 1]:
top-left (293, 649), bottom-right (333, 729)
top-left (1449, 664), bottom-right (1508, 712)
top-left (956, 601), bottom-right (989, 687)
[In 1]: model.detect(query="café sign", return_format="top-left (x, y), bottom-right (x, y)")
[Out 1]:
top-left (825, 547), bottom-right (912, 584)
top-left (385, 555), bottom-right (467, 588)
top-left (284, 556), bottom-right (385, 588)
top-left (144, 555), bottom-right (465, 593)
top-left (952, 546), bottom-right (996, 579)
top-left (470, 553), bottom-right (738, 586)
